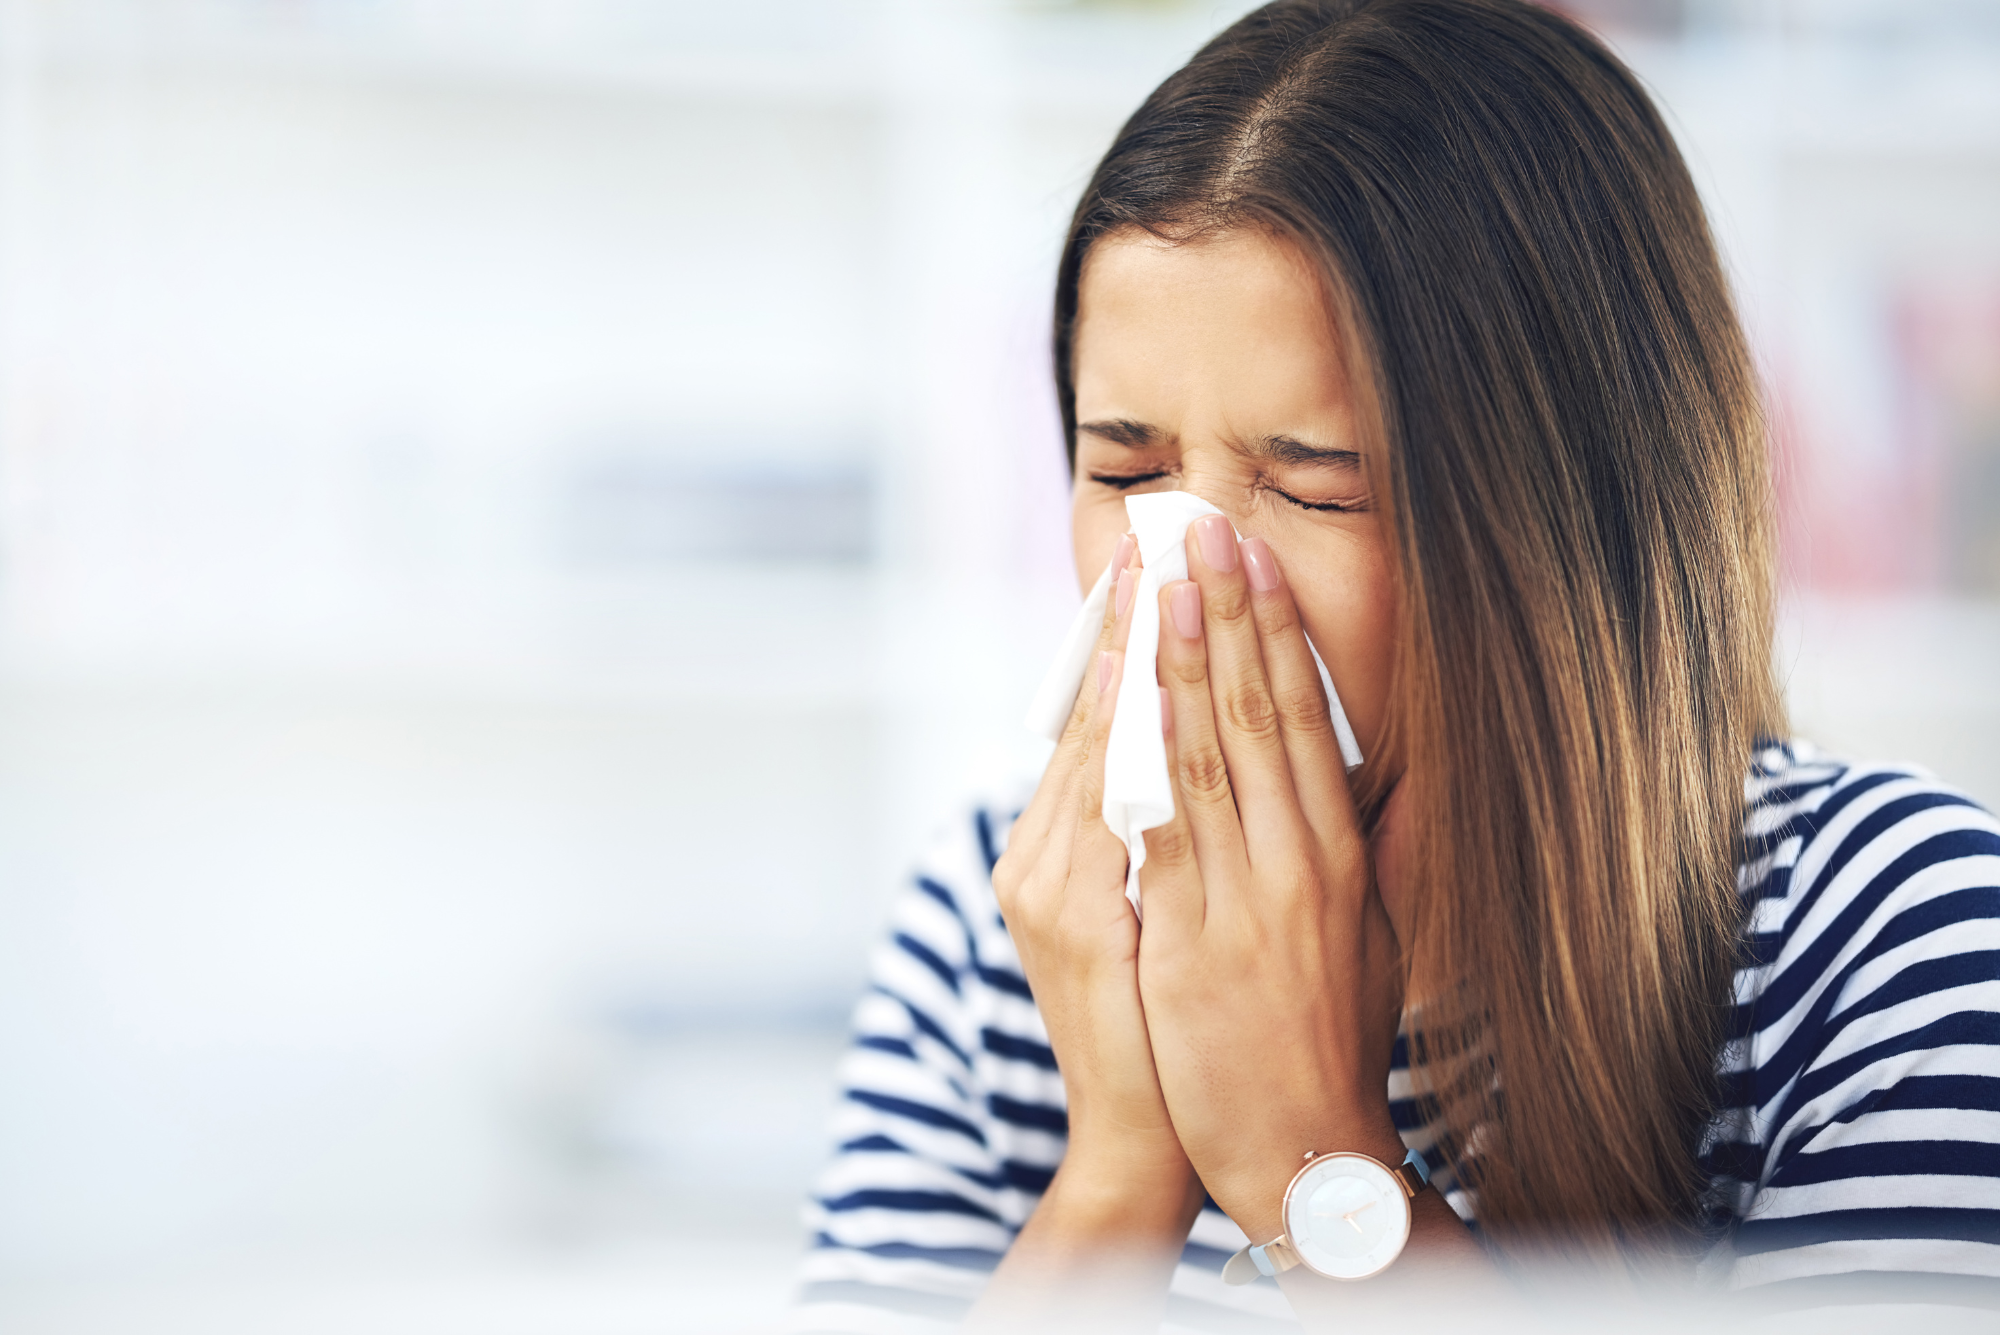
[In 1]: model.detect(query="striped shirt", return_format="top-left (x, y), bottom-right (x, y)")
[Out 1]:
top-left (794, 741), bottom-right (2000, 1331)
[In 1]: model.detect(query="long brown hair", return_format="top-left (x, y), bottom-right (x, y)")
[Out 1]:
top-left (1053, 0), bottom-right (1784, 1259)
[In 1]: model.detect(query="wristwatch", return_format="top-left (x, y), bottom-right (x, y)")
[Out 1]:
top-left (1221, 1147), bottom-right (1431, 1284)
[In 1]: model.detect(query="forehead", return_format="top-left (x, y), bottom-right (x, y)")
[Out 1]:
top-left (1071, 227), bottom-right (1351, 424)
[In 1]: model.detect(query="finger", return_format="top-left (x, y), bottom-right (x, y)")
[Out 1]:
top-left (1238, 536), bottom-right (1360, 852)
top-left (1067, 638), bottom-right (1133, 872)
top-left (1013, 533), bottom-right (1137, 850)
top-left (1155, 579), bottom-right (1250, 895)
top-left (1183, 514), bottom-right (1303, 858)
top-left (1136, 684), bottom-right (1206, 946)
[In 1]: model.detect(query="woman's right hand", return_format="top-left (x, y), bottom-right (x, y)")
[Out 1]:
top-left (972, 534), bottom-right (1205, 1329)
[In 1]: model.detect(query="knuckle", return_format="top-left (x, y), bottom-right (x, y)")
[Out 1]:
top-left (992, 853), bottom-right (1023, 907)
top-left (1145, 820), bottom-right (1195, 867)
top-left (1180, 745), bottom-right (1232, 802)
top-left (1205, 579), bottom-right (1253, 626)
top-left (1167, 654), bottom-right (1209, 690)
top-left (1273, 681), bottom-right (1334, 737)
top-left (1254, 593), bottom-right (1302, 638)
top-left (1219, 683), bottom-right (1280, 741)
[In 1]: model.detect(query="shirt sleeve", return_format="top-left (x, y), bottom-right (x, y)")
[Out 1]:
top-left (1715, 768), bottom-right (2000, 1309)
top-left (791, 809), bottom-right (1018, 1334)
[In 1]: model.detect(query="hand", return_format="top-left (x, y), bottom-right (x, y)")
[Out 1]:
top-left (973, 535), bottom-right (1204, 1331)
top-left (1134, 516), bottom-right (1407, 1243)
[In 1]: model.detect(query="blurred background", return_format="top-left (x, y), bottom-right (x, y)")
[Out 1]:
top-left (0, 0), bottom-right (1993, 1331)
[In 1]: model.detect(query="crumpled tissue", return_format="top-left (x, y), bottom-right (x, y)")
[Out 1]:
top-left (1024, 492), bottom-right (1363, 916)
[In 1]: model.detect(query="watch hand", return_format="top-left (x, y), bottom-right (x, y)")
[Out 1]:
top-left (1341, 1201), bottom-right (1379, 1232)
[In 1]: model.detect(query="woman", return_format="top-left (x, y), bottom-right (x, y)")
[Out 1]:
top-left (796, 1), bottom-right (2000, 1330)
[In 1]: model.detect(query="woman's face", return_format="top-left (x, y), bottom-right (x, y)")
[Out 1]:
top-left (1069, 226), bottom-right (1398, 765)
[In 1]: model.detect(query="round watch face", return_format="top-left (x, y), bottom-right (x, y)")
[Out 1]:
top-left (1284, 1153), bottom-right (1411, 1280)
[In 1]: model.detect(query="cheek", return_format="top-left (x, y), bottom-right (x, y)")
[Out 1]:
top-left (1288, 541), bottom-right (1398, 763)
top-left (1069, 486), bottom-right (1130, 596)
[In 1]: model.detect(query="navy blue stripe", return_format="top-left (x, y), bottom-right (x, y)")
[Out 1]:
top-left (1733, 1204), bottom-right (2000, 1255)
top-left (846, 1089), bottom-right (987, 1146)
top-left (870, 986), bottom-right (971, 1069)
top-left (988, 1092), bottom-right (1068, 1134)
top-left (1827, 948), bottom-right (2000, 1042)
top-left (981, 1026), bottom-right (1058, 1071)
top-left (914, 875), bottom-right (962, 921)
top-left (1853, 1073), bottom-right (2000, 1116)
top-left (1761, 1073), bottom-right (2000, 1176)
top-left (814, 1231), bottom-right (1004, 1270)
top-left (820, 1188), bottom-right (1003, 1223)
top-left (974, 808), bottom-right (1002, 874)
top-left (1753, 802), bottom-right (1989, 1028)
top-left (856, 1035), bottom-right (915, 1060)
top-left (838, 1133), bottom-right (905, 1154)
top-left (1749, 830), bottom-right (2000, 1107)
top-left (1777, 1010), bottom-right (2000, 1150)
top-left (1752, 827), bottom-right (2000, 975)
top-left (894, 931), bottom-right (962, 997)
top-left (1000, 1158), bottom-right (1055, 1193)
top-left (1771, 1138), bottom-right (2000, 1187)
top-left (974, 962), bottom-right (1035, 1001)
top-left (1743, 767), bottom-right (1902, 865)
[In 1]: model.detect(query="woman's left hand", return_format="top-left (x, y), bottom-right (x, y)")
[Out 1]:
top-left (1134, 515), bottom-right (1408, 1245)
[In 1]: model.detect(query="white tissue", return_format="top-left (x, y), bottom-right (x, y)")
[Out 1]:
top-left (1024, 493), bottom-right (1363, 917)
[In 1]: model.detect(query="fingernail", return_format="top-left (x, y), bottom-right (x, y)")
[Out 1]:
top-left (1194, 514), bottom-right (1237, 574)
top-left (1097, 650), bottom-right (1116, 693)
top-left (1242, 537), bottom-right (1280, 593)
top-left (1159, 687), bottom-right (1173, 739)
top-left (1169, 582), bottom-right (1202, 640)
top-left (1110, 533), bottom-right (1136, 575)
top-left (1115, 567), bottom-right (1135, 619)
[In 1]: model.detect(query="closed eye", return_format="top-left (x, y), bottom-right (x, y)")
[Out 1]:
top-left (1271, 486), bottom-right (1363, 514)
top-left (1088, 471), bottom-right (1170, 491)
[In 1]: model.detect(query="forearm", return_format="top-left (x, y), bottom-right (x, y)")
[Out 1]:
top-left (965, 1137), bottom-right (1205, 1335)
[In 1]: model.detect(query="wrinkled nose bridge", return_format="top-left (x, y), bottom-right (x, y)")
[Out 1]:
top-left (1156, 471), bottom-right (1247, 533)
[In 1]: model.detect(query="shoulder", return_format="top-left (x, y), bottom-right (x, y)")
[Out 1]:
top-left (1738, 739), bottom-right (2000, 988)
top-left (1714, 740), bottom-right (2000, 1301)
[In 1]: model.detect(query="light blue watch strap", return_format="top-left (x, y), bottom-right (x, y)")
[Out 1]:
top-left (1248, 1243), bottom-right (1277, 1278)
top-left (1402, 1146), bottom-right (1431, 1186)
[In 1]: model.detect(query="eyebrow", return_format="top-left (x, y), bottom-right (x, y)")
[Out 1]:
top-left (1077, 419), bottom-right (1359, 470)
top-left (1259, 434), bottom-right (1361, 470)
top-left (1075, 418), bottom-right (1163, 449)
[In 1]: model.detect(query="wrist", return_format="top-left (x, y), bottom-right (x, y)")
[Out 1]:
top-left (1043, 1133), bottom-right (1205, 1245)
top-left (1209, 1116), bottom-right (1406, 1243)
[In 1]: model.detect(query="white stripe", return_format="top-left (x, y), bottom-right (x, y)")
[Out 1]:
top-left (1804, 1107), bottom-right (2000, 1150)
top-left (1739, 805), bottom-right (1995, 1080)
top-left (1832, 896), bottom-right (2000, 1018)
top-left (1751, 1172), bottom-right (2000, 1218)
top-left (1760, 1044), bottom-right (2000, 1184)
top-left (1724, 1236), bottom-right (2000, 1288)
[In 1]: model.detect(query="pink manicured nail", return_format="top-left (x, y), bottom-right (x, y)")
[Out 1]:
top-left (1115, 567), bottom-right (1135, 619)
top-left (1242, 537), bottom-right (1280, 593)
top-left (1159, 687), bottom-right (1173, 739)
top-left (1193, 514), bottom-right (1237, 573)
top-left (1169, 582), bottom-right (1202, 639)
top-left (1097, 650), bottom-right (1116, 693)
top-left (1109, 533), bottom-right (1136, 576)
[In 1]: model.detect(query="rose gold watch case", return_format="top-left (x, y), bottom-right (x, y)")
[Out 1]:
top-left (1279, 1150), bottom-right (1414, 1281)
